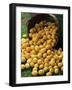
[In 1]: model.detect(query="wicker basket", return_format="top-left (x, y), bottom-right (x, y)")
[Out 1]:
top-left (28, 14), bottom-right (59, 30)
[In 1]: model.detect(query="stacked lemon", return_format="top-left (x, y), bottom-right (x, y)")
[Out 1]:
top-left (21, 21), bottom-right (63, 76)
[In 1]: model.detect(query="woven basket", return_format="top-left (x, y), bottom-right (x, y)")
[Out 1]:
top-left (28, 14), bottom-right (59, 30)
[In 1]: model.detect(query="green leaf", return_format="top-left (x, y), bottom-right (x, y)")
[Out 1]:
top-left (21, 68), bottom-right (32, 77)
top-left (21, 24), bottom-right (28, 38)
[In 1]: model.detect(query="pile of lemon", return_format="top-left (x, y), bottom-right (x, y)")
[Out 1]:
top-left (21, 21), bottom-right (63, 76)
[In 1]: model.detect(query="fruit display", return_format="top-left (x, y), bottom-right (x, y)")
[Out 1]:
top-left (21, 20), bottom-right (63, 76)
